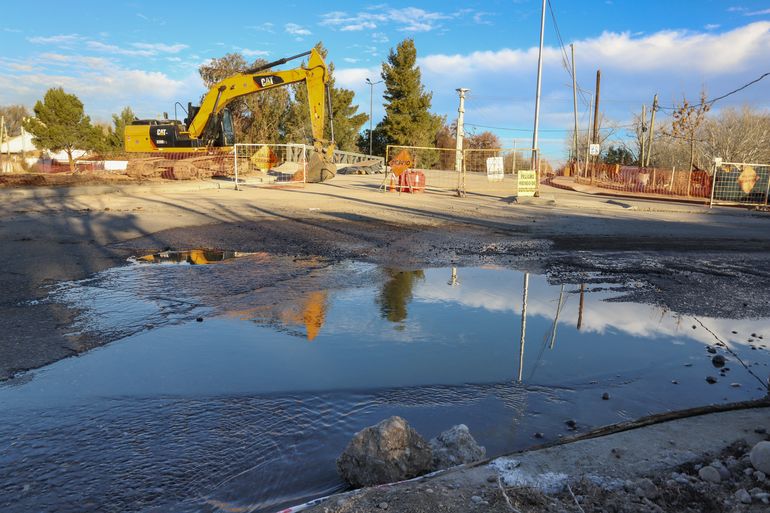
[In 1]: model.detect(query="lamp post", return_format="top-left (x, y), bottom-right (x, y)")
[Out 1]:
top-left (365, 78), bottom-right (383, 156)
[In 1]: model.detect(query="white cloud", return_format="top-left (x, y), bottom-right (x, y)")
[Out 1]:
top-left (285, 23), bottom-right (311, 36)
top-left (86, 40), bottom-right (155, 57)
top-left (247, 22), bottom-right (275, 33)
top-left (239, 48), bottom-right (270, 57)
top-left (747, 9), bottom-right (770, 16)
top-left (333, 67), bottom-right (380, 90)
top-left (419, 22), bottom-right (770, 77)
top-left (320, 6), bottom-right (483, 33)
top-left (132, 42), bottom-right (188, 53)
top-left (27, 34), bottom-right (83, 45)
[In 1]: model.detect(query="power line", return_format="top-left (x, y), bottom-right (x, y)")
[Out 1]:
top-left (465, 122), bottom-right (632, 133)
top-left (657, 72), bottom-right (770, 111)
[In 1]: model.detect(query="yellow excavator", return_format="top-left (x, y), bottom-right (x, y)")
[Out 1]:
top-left (124, 49), bottom-right (336, 182)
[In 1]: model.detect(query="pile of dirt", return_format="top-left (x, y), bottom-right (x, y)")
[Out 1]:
top-left (0, 172), bottom-right (135, 188)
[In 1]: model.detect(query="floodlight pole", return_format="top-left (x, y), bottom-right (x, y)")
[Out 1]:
top-left (365, 78), bottom-right (383, 156)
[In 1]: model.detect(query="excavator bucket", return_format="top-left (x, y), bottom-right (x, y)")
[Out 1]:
top-left (306, 149), bottom-right (336, 183)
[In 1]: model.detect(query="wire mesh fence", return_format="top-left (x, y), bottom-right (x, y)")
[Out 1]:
top-left (382, 145), bottom-right (545, 196)
top-left (234, 143), bottom-right (308, 189)
top-left (575, 163), bottom-right (714, 199)
top-left (710, 162), bottom-right (770, 207)
top-left (383, 145), bottom-right (462, 194)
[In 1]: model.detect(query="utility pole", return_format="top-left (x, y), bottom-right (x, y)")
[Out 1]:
top-left (365, 78), bottom-right (382, 156)
top-left (591, 70), bottom-right (601, 183)
top-left (518, 272), bottom-right (529, 383)
top-left (455, 88), bottom-right (469, 174)
top-left (639, 105), bottom-right (647, 168)
top-left (531, 0), bottom-right (547, 171)
top-left (571, 44), bottom-right (579, 177)
top-left (646, 94), bottom-right (658, 168)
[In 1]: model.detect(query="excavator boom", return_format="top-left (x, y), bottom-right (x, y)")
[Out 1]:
top-left (124, 48), bottom-right (336, 182)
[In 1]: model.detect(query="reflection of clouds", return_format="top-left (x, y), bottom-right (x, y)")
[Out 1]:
top-left (414, 268), bottom-right (769, 348)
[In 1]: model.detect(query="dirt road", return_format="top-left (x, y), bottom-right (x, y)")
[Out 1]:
top-left (2, 175), bottom-right (770, 379)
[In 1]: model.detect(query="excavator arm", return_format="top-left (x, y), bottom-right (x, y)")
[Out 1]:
top-left (187, 49), bottom-right (331, 153)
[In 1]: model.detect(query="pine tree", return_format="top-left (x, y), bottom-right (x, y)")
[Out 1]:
top-left (105, 106), bottom-right (136, 153)
top-left (23, 88), bottom-right (103, 171)
top-left (283, 42), bottom-right (368, 151)
top-left (379, 39), bottom-right (443, 148)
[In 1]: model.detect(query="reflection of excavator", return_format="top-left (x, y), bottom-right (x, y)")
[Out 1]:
top-left (124, 49), bottom-right (336, 182)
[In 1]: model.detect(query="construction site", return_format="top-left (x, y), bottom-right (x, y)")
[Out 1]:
top-left (2, 2), bottom-right (770, 513)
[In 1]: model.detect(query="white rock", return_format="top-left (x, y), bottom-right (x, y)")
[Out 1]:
top-left (735, 488), bottom-right (752, 504)
top-left (698, 466), bottom-right (721, 483)
top-left (750, 441), bottom-right (770, 474)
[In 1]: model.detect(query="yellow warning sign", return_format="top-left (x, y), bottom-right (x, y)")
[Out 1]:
top-left (738, 165), bottom-right (758, 194)
top-left (517, 170), bottom-right (538, 197)
top-left (389, 149), bottom-right (413, 177)
top-left (250, 146), bottom-right (279, 171)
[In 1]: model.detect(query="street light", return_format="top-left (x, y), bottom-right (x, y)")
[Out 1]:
top-left (365, 78), bottom-right (383, 156)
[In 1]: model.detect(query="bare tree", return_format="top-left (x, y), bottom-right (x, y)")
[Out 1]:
top-left (700, 106), bottom-right (770, 164)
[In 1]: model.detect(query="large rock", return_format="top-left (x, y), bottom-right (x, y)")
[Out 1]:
top-left (750, 441), bottom-right (770, 474)
top-left (336, 416), bottom-right (433, 487)
top-left (430, 424), bottom-right (486, 470)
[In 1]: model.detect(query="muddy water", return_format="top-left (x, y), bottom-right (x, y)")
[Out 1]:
top-left (1, 258), bottom-right (769, 513)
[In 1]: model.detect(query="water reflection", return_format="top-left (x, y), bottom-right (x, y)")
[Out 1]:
top-left (377, 269), bottom-right (425, 322)
top-left (134, 249), bottom-right (248, 265)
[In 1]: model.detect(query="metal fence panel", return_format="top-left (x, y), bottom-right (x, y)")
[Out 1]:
top-left (234, 143), bottom-right (308, 189)
top-left (710, 162), bottom-right (770, 207)
top-left (384, 145), bottom-right (462, 194)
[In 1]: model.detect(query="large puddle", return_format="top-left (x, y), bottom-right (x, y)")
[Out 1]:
top-left (1, 256), bottom-right (769, 513)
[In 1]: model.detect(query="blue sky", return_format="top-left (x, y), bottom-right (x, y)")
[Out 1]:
top-left (1, 0), bottom-right (769, 158)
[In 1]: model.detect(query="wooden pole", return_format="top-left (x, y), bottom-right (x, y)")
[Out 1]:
top-left (639, 105), bottom-right (647, 168)
top-left (591, 70), bottom-right (601, 184)
top-left (571, 44), bottom-right (580, 176)
top-left (646, 94), bottom-right (658, 167)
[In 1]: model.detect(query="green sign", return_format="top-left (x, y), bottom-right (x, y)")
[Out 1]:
top-left (517, 170), bottom-right (537, 197)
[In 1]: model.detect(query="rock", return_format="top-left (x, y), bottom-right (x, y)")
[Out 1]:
top-left (712, 355), bottom-right (727, 367)
top-left (744, 468), bottom-right (755, 476)
top-left (602, 392), bottom-right (610, 400)
top-left (634, 478), bottom-right (659, 499)
top-left (196, 317), bottom-right (203, 322)
top-left (755, 427), bottom-right (767, 434)
top-left (534, 432), bottom-right (544, 439)
top-left (706, 376), bottom-right (718, 384)
top-left (471, 495), bottom-right (484, 504)
top-left (698, 465), bottom-right (721, 483)
top-left (735, 488), bottom-right (752, 504)
top-left (750, 441), bottom-right (770, 474)
top-left (711, 460), bottom-right (730, 480)
top-left (377, 502), bottom-right (389, 510)
top-left (754, 471), bottom-right (766, 482)
top-left (565, 419), bottom-right (577, 430)
top-left (671, 380), bottom-right (679, 385)
top-left (336, 416), bottom-right (433, 487)
top-left (486, 475), bottom-right (497, 483)
top-left (731, 383), bottom-right (742, 388)
top-left (430, 424), bottom-right (486, 470)
top-left (707, 347), bottom-right (717, 354)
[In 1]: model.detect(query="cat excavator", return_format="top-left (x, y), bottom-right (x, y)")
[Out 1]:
top-left (124, 49), bottom-right (336, 182)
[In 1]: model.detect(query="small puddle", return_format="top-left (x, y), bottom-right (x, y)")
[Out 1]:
top-left (1, 261), bottom-right (769, 513)
top-left (132, 249), bottom-right (251, 265)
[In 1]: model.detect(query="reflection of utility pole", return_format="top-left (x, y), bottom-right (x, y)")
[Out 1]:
top-left (549, 284), bottom-right (565, 350)
top-left (448, 266), bottom-right (459, 287)
top-left (518, 273), bottom-right (529, 383)
top-left (577, 283), bottom-right (585, 330)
